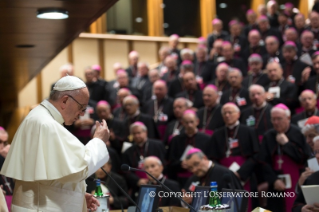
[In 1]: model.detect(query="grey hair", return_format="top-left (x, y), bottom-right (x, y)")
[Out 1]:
top-left (59, 63), bottom-right (73, 73)
top-left (249, 84), bottom-right (265, 94)
top-left (185, 151), bottom-right (205, 160)
top-left (123, 95), bottom-right (139, 105)
top-left (221, 103), bottom-right (240, 114)
top-left (174, 97), bottom-right (189, 107)
top-left (298, 91), bottom-right (317, 102)
top-left (129, 122), bottom-right (147, 134)
top-left (302, 124), bottom-right (319, 134)
top-left (159, 46), bottom-right (170, 54)
top-left (144, 156), bottom-right (162, 166)
top-left (271, 107), bottom-right (291, 117)
top-left (180, 48), bottom-right (194, 57)
top-left (49, 89), bottom-right (81, 101)
top-left (227, 68), bottom-right (242, 77)
top-left (148, 69), bottom-right (160, 77)
top-left (137, 62), bottom-right (149, 69)
top-left (313, 135), bottom-right (319, 143)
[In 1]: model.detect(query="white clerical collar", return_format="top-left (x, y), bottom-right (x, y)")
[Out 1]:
top-left (42, 99), bottom-right (64, 125)
top-left (130, 110), bottom-right (140, 118)
top-left (227, 121), bottom-right (239, 129)
top-left (157, 174), bottom-right (164, 180)
top-left (207, 161), bottom-right (213, 169)
top-left (253, 101), bottom-right (267, 109)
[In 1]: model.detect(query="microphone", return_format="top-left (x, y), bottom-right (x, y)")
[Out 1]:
top-left (121, 164), bottom-right (196, 211)
top-left (100, 167), bottom-right (141, 212)
top-left (223, 173), bottom-right (240, 212)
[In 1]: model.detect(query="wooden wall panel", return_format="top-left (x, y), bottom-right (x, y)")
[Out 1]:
top-left (73, 39), bottom-right (99, 80)
top-left (103, 40), bottom-right (129, 81)
top-left (41, 48), bottom-right (68, 100)
top-left (133, 41), bottom-right (158, 65)
top-left (18, 77), bottom-right (37, 107)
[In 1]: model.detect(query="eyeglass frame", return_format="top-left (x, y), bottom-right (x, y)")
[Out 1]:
top-left (66, 94), bottom-right (87, 112)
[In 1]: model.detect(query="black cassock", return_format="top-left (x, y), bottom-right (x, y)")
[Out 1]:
top-left (207, 31), bottom-right (229, 53)
top-left (167, 132), bottom-right (210, 186)
top-left (291, 109), bottom-right (319, 128)
top-left (240, 104), bottom-right (273, 143)
top-left (161, 70), bottom-right (179, 87)
top-left (242, 72), bottom-right (270, 90)
top-left (123, 113), bottom-right (160, 140)
top-left (292, 171), bottom-right (319, 212)
top-left (122, 139), bottom-right (166, 191)
top-left (142, 97), bottom-right (174, 139)
top-left (168, 77), bottom-right (184, 98)
top-left (258, 125), bottom-right (310, 212)
top-left (196, 105), bottom-right (224, 136)
top-left (162, 120), bottom-right (184, 146)
top-left (241, 45), bottom-right (268, 66)
top-left (184, 163), bottom-right (243, 192)
top-left (86, 81), bottom-right (109, 104)
top-left (208, 124), bottom-right (260, 210)
top-left (207, 80), bottom-right (230, 94)
top-left (106, 117), bottom-right (126, 154)
top-left (259, 28), bottom-right (283, 45)
top-left (262, 51), bottom-right (284, 69)
top-left (125, 65), bottom-right (138, 79)
top-left (112, 106), bottom-right (127, 121)
top-left (220, 87), bottom-right (251, 111)
top-left (280, 59), bottom-right (309, 87)
top-left (149, 177), bottom-right (181, 207)
top-left (175, 89), bottom-right (204, 109)
top-left (304, 75), bottom-right (319, 94)
top-left (108, 86), bottom-right (141, 107)
top-left (265, 78), bottom-right (298, 111)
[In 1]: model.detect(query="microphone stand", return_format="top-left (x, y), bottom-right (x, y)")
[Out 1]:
top-left (101, 168), bottom-right (141, 212)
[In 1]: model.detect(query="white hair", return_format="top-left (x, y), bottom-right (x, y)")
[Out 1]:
top-left (137, 62), bottom-right (149, 69)
top-left (271, 107), bottom-right (291, 117)
top-left (129, 122), bottom-right (147, 134)
top-left (249, 84), bottom-right (265, 94)
top-left (159, 46), bottom-right (170, 54)
top-left (59, 63), bottom-right (73, 74)
top-left (144, 156), bottom-right (162, 166)
top-left (221, 103), bottom-right (240, 114)
top-left (123, 96), bottom-right (139, 105)
top-left (313, 135), bottom-right (319, 143)
top-left (129, 51), bottom-right (139, 58)
top-left (298, 91), bottom-right (317, 102)
top-left (180, 48), bottom-right (194, 57)
top-left (113, 62), bottom-right (122, 70)
top-left (227, 68), bottom-right (242, 77)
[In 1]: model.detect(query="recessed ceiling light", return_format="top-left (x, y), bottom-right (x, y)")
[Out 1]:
top-left (37, 9), bottom-right (68, 19)
top-left (16, 44), bottom-right (35, 48)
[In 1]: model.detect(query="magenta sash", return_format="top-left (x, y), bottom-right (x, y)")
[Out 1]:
top-left (168, 135), bottom-right (174, 144)
top-left (219, 156), bottom-right (252, 212)
top-left (258, 135), bottom-right (263, 144)
top-left (135, 170), bottom-right (148, 179)
top-left (295, 107), bottom-right (304, 114)
top-left (177, 171), bottom-right (193, 178)
top-left (199, 128), bottom-right (214, 136)
top-left (5, 195), bottom-right (12, 212)
top-left (73, 128), bottom-right (91, 138)
top-left (272, 155), bottom-right (301, 212)
top-left (199, 82), bottom-right (205, 90)
top-left (158, 125), bottom-right (167, 140)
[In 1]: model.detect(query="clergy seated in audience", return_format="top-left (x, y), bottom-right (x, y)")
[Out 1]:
top-left (304, 52), bottom-right (319, 95)
top-left (208, 103), bottom-right (260, 211)
top-left (258, 104), bottom-right (310, 212)
top-left (143, 156), bottom-right (181, 207)
top-left (161, 55), bottom-right (179, 87)
top-left (193, 45), bottom-right (207, 89)
top-left (208, 63), bottom-right (230, 95)
top-left (208, 39), bottom-right (224, 64)
top-left (277, 12), bottom-right (291, 37)
top-left (125, 51), bottom-right (139, 78)
top-left (156, 46), bottom-right (170, 73)
top-left (243, 9), bottom-right (258, 37)
top-left (131, 62), bottom-right (151, 94)
top-left (240, 85), bottom-right (273, 143)
top-left (0, 127), bottom-right (13, 210)
top-left (220, 68), bottom-right (251, 111)
top-left (298, 31), bottom-right (317, 61)
top-left (175, 72), bottom-right (204, 110)
top-left (196, 85), bottom-right (224, 136)
top-left (262, 36), bottom-right (283, 67)
top-left (167, 110), bottom-right (211, 187)
top-left (122, 95), bottom-right (160, 141)
top-left (182, 148), bottom-right (242, 205)
top-left (280, 41), bottom-right (311, 86)
top-left (307, 11), bottom-right (319, 47)
top-left (207, 18), bottom-right (229, 54)
top-left (241, 30), bottom-right (267, 65)
top-left (142, 80), bottom-right (174, 139)
top-left (86, 159), bottom-right (129, 210)
top-left (168, 34), bottom-right (182, 65)
top-left (94, 101), bottom-right (125, 155)
top-left (72, 105), bottom-right (95, 145)
top-left (242, 54), bottom-right (269, 89)
top-left (266, 0), bottom-right (279, 28)
top-left (91, 64), bottom-right (107, 88)
top-left (168, 60), bottom-right (193, 98)
top-left (180, 48), bottom-right (194, 65)
top-left (112, 88), bottom-right (131, 121)
top-left (107, 62), bottom-right (123, 92)
top-left (283, 2), bottom-right (295, 25)
top-left (257, 15), bottom-right (282, 44)
top-left (141, 69), bottom-right (161, 104)
top-left (284, 28), bottom-right (299, 46)
top-left (292, 90), bottom-right (319, 127)
top-left (294, 14), bottom-right (307, 37)
top-left (226, 20), bottom-right (247, 58)
top-left (264, 61), bottom-right (297, 111)
top-left (292, 136), bottom-right (319, 212)
top-left (108, 70), bottom-right (140, 107)
top-left (122, 122), bottom-right (166, 197)
top-left (163, 98), bottom-right (189, 146)
top-left (50, 63), bottom-right (74, 91)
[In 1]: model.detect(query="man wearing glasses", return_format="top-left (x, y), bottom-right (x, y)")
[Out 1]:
top-left (1, 76), bottom-right (110, 212)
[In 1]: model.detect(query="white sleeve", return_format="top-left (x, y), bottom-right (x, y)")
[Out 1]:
top-left (84, 138), bottom-right (109, 177)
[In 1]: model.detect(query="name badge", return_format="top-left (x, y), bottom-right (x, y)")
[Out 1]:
top-left (236, 97), bottom-right (247, 106)
top-left (158, 113), bottom-right (168, 122)
top-left (189, 181), bottom-right (200, 192)
top-left (234, 43), bottom-right (241, 52)
top-left (246, 115), bottom-right (256, 126)
top-left (298, 118), bottom-right (308, 128)
top-left (287, 75), bottom-right (295, 84)
top-left (196, 75), bottom-right (203, 84)
top-left (229, 138), bottom-right (239, 149)
top-left (268, 86), bottom-right (281, 98)
top-left (138, 159), bottom-right (144, 169)
top-left (278, 174), bottom-right (292, 189)
top-left (151, 95), bottom-right (156, 100)
top-left (173, 129), bottom-right (180, 136)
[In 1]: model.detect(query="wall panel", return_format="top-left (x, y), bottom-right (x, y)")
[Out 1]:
top-left (133, 41), bottom-right (157, 65)
top-left (18, 77), bottom-right (37, 107)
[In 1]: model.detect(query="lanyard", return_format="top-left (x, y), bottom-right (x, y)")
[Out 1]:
top-left (154, 99), bottom-right (164, 121)
top-left (215, 79), bottom-right (226, 91)
top-left (137, 141), bottom-right (149, 161)
top-left (248, 72), bottom-right (262, 87)
top-left (252, 104), bottom-right (268, 129)
top-left (229, 88), bottom-right (242, 102)
top-left (202, 105), bottom-right (218, 130)
top-left (269, 78), bottom-right (284, 87)
top-left (225, 125), bottom-right (239, 157)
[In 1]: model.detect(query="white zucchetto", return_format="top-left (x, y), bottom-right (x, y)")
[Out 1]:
top-left (53, 76), bottom-right (86, 91)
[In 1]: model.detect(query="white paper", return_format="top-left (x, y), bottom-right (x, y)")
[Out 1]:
top-left (301, 185), bottom-right (319, 205)
top-left (229, 162), bottom-right (240, 172)
top-left (298, 118), bottom-right (308, 128)
top-left (121, 142), bottom-right (133, 153)
top-left (308, 157), bottom-right (319, 172)
top-left (80, 107), bottom-right (93, 130)
top-left (300, 53), bottom-right (313, 66)
top-left (278, 174), bottom-right (291, 189)
top-left (268, 86), bottom-right (280, 98)
top-left (180, 145), bottom-right (194, 161)
top-left (217, 57), bottom-right (225, 62)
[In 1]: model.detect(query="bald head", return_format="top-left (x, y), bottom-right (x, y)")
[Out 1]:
top-left (222, 42), bottom-right (234, 60)
top-left (299, 90), bottom-right (317, 111)
top-left (149, 69), bottom-right (160, 83)
top-left (174, 98), bottom-right (188, 119)
top-left (285, 28), bottom-right (298, 42)
top-left (137, 62), bottom-right (149, 76)
top-left (96, 102), bottom-right (111, 120)
top-left (183, 72), bottom-right (197, 90)
top-left (159, 46), bottom-right (170, 61)
top-left (301, 31), bottom-right (314, 48)
top-left (216, 63), bottom-right (229, 81)
top-left (222, 103), bottom-right (240, 125)
top-left (117, 71), bottom-right (129, 87)
top-left (295, 13), bottom-right (305, 29)
top-left (265, 36), bottom-right (279, 54)
top-left (164, 55), bottom-right (177, 70)
top-left (267, 61), bottom-right (283, 81)
top-left (249, 84), bottom-right (266, 107)
top-left (248, 30), bottom-right (261, 47)
top-left (153, 80), bottom-right (167, 100)
top-left (228, 68), bottom-right (242, 87)
top-left (113, 63), bottom-right (123, 73)
top-left (169, 34), bottom-right (179, 49)
top-left (310, 11), bottom-right (319, 29)
top-left (203, 86), bottom-right (218, 107)
top-left (117, 88), bottom-right (131, 105)
top-left (128, 51), bottom-right (139, 66)
top-left (182, 110), bottom-right (199, 133)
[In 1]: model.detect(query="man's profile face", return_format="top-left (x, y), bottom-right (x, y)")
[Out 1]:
top-left (186, 154), bottom-right (206, 177)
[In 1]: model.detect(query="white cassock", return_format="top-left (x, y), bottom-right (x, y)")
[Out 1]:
top-left (0, 100), bottom-right (109, 212)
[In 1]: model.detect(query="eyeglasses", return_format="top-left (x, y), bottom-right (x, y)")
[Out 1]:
top-left (67, 95), bottom-right (87, 112)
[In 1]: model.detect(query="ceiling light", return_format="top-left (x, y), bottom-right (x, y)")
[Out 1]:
top-left (37, 9), bottom-right (68, 19)
top-left (16, 44), bottom-right (35, 48)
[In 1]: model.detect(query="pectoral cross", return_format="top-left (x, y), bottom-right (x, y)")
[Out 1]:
top-left (277, 158), bottom-right (284, 170)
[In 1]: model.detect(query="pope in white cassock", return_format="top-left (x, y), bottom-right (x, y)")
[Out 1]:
top-left (0, 76), bottom-right (110, 212)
